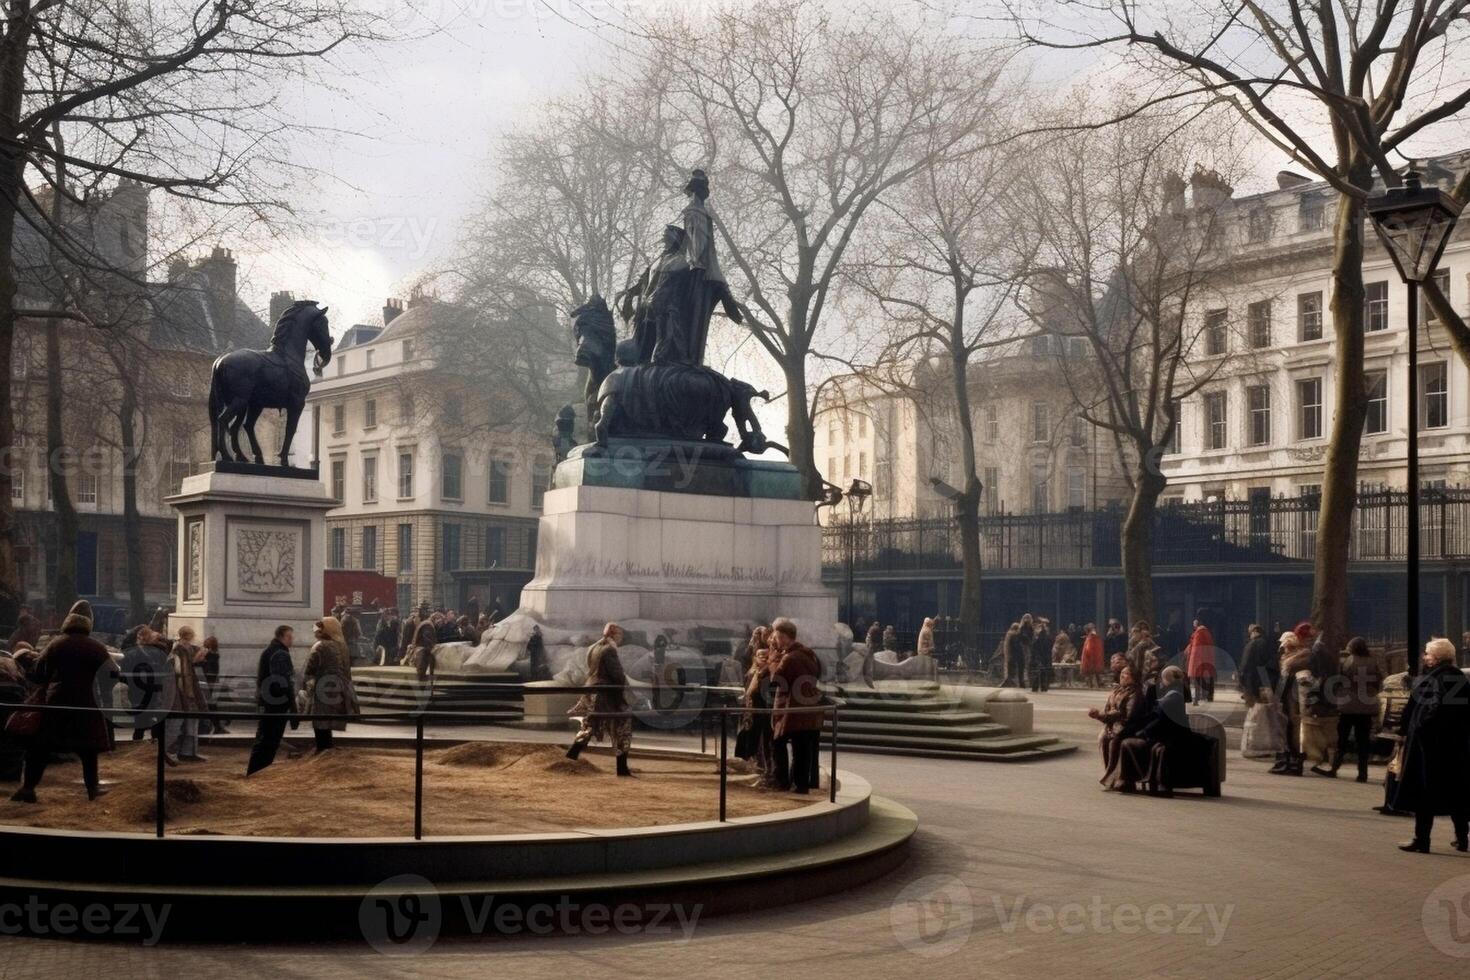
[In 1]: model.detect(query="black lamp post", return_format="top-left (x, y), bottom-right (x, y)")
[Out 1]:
top-left (843, 479), bottom-right (873, 627)
top-left (1365, 170), bottom-right (1463, 673)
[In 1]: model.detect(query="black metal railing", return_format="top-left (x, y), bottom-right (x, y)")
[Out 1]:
top-left (2, 687), bottom-right (842, 839)
top-left (824, 489), bottom-right (1470, 574)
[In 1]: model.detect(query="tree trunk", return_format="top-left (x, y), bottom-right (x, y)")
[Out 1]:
top-left (45, 319), bottom-right (78, 614)
top-left (1122, 462), bottom-right (1166, 631)
top-left (949, 319), bottom-right (982, 667)
top-left (783, 354), bottom-right (820, 500)
top-left (119, 384), bottom-right (147, 624)
top-left (1311, 188), bottom-right (1371, 651)
top-left (0, 17), bottom-right (35, 630)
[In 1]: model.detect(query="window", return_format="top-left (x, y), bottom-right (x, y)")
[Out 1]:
top-left (332, 404), bottom-right (345, 435)
top-left (486, 526), bottom-right (506, 566)
top-left (1365, 281), bottom-right (1389, 332)
top-left (1031, 478), bottom-right (1049, 514)
top-left (827, 457), bottom-right (837, 479)
top-left (441, 452), bottom-right (463, 500)
top-left (874, 459), bottom-right (891, 499)
top-left (77, 473), bottom-right (97, 507)
top-left (1365, 370), bottom-right (1388, 435)
top-left (397, 523), bottom-right (413, 572)
top-left (1420, 361), bottom-right (1449, 429)
top-left (336, 355), bottom-right (345, 377)
top-left (983, 466), bottom-right (999, 513)
top-left (1296, 377), bottom-right (1323, 440)
top-left (330, 528), bottom-right (346, 568)
top-left (532, 458), bottom-right (551, 509)
top-left (1299, 196), bottom-right (1325, 233)
top-left (1247, 208), bottom-right (1271, 242)
top-left (364, 399), bottom-right (377, 429)
top-left (1070, 415), bottom-right (1085, 447)
top-left (857, 452), bottom-right (867, 478)
top-left (442, 524), bottom-right (461, 571)
top-left (1067, 468), bottom-right (1086, 509)
top-left (10, 469), bottom-right (22, 502)
top-left (402, 339), bottom-right (415, 361)
top-left (828, 417), bottom-right (839, 444)
top-left (397, 451), bottom-right (413, 498)
top-left (330, 458), bottom-right (345, 501)
top-left (1425, 269), bottom-right (1451, 323)
top-left (842, 456), bottom-right (851, 479)
top-left (1204, 392), bottom-right (1227, 450)
top-left (984, 405), bottom-right (998, 444)
top-left (10, 334), bottom-right (28, 378)
top-left (361, 525), bottom-right (377, 570)
top-left (1031, 334), bottom-right (1052, 358)
top-left (1247, 300), bottom-right (1272, 348)
top-left (1246, 385), bottom-right (1271, 446)
top-left (401, 393), bottom-right (415, 423)
top-left (362, 455), bottom-right (378, 503)
top-left (1297, 291), bottom-right (1323, 342)
top-left (1165, 399), bottom-right (1182, 454)
top-left (488, 459), bottom-right (510, 504)
top-left (1031, 402), bottom-right (1049, 443)
top-left (1204, 310), bottom-right (1227, 355)
top-left (365, 349), bottom-right (375, 370)
top-left (858, 415), bottom-right (867, 438)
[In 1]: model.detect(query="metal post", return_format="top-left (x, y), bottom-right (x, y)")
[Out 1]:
top-left (154, 720), bottom-right (166, 839)
top-left (718, 711), bottom-right (727, 823)
top-left (829, 706), bottom-right (838, 804)
top-left (413, 716), bottom-right (425, 840)
top-left (1408, 281), bottom-right (1421, 675)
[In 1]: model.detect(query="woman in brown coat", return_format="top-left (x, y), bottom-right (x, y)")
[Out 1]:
top-left (566, 623), bottom-right (633, 776)
top-left (9, 604), bottom-right (113, 803)
top-left (303, 616), bottom-right (357, 752)
top-left (1090, 664), bottom-right (1145, 791)
top-left (770, 618), bottom-right (824, 794)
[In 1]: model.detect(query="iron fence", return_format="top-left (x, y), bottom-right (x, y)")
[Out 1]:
top-left (824, 489), bottom-right (1470, 575)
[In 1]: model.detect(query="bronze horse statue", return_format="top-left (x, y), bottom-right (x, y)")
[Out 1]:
top-left (209, 299), bottom-right (332, 466)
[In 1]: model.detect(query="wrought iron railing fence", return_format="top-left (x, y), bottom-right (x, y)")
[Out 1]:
top-left (823, 489), bottom-right (1470, 575)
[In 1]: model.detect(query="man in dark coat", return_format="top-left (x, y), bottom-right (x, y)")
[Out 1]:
top-left (247, 625), bottom-right (299, 776)
top-left (1029, 619), bottom-right (1053, 693)
top-left (1393, 638), bottom-right (1470, 853)
top-left (770, 617), bottom-right (824, 794)
top-left (9, 603), bottom-right (113, 802)
top-left (374, 609), bottom-right (401, 666)
top-left (1236, 624), bottom-right (1279, 707)
top-left (121, 626), bottom-right (171, 741)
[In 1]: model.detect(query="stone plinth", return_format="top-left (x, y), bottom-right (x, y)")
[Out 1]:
top-left (523, 483), bottom-right (836, 632)
top-left (166, 468), bottom-right (335, 676)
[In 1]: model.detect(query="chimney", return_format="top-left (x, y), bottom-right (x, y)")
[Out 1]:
top-left (1189, 165), bottom-right (1234, 209)
top-left (1276, 170), bottom-right (1312, 190)
top-left (1160, 172), bottom-right (1187, 214)
top-left (383, 297), bottom-right (404, 326)
top-left (406, 285), bottom-right (432, 309)
top-left (197, 246), bottom-right (238, 338)
top-left (269, 290), bottom-right (296, 326)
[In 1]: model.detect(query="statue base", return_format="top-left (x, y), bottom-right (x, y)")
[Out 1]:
top-left (554, 438), bottom-right (803, 499)
top-left (166, 469), bottom-right (335, 677)
top-left (211, 459), bottom-right (321, 481)
top-left (463, 480), bottom-right (839, 682)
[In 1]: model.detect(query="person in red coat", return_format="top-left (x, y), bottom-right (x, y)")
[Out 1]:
top-left (1080, 623), bottom-right (1106, 688)
top-left (1185, 612), bottom-right (1217, 705)
top-left (9, 601), bottom-right (114, 803)
top-left (769, 617), bottom-right (824, 794)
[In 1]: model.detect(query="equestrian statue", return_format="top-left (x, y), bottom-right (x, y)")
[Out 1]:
top-left (209, 299), bottom-right (332, 466)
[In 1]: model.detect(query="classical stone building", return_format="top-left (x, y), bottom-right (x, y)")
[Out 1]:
top-left (307, 294), bottom-right (558, 613)
top-left (8, 179), bottom-right (275, 623)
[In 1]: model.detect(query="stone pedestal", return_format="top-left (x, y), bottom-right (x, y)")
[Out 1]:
top-left (467, 478), bottom-right (839, 680)
top-left (166, 468), bottom-right (335, 676)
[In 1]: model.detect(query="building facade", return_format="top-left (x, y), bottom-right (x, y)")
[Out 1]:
top-left (307, 295), bottom-right (554, 614)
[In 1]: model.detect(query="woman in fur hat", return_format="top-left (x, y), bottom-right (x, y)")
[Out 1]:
top-left (303, 616), bottom-right (358, 752)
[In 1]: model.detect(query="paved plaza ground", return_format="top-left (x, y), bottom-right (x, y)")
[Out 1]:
top-left (3, 714), bottom-right (1467, 979)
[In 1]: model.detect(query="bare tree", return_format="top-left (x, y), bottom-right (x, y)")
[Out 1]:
top-left (0, 1), bottom-right (382, 626)
top-left (1003, 0), bottom-right (1470, 648)
top-left (845, 106), bottom-right (1032, 662)
top-left (632, 0), bottom-right (999, 498)
top-left (1014, 107), bottom-right (1243, 628)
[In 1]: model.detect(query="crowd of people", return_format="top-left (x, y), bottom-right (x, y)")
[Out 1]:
top-left (0, 603), bottom-right (364, 801)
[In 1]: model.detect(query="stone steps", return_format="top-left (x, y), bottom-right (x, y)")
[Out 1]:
top-left (823, 682), bottom-right (1075, 762)
top-left (219, 668), bottom-right (525, 725)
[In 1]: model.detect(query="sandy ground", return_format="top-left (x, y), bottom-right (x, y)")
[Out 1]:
top-left (0, 740), bottom-right (802, 837)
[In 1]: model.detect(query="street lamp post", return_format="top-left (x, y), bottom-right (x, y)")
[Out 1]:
top-left (1365, 170), bottom-right (1463, 673)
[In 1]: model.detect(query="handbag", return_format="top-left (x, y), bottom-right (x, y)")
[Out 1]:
top-left (3, 687), bottom-right (46, 738)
